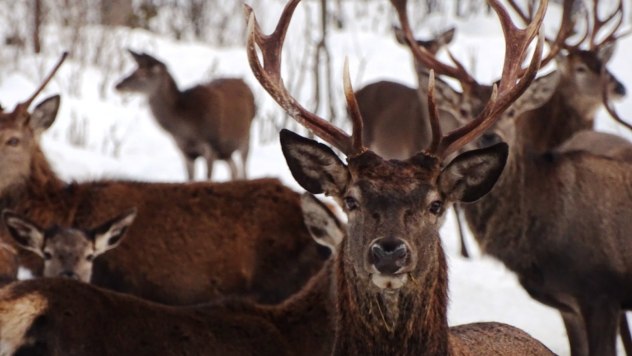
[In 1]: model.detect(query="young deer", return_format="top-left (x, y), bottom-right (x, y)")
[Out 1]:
top-left (0, 186), bottom-right (343, 356)
top-left (2, 209), bottom-right (136, 282)
top-left (0, 54), bottom-right (326, 306)
top-left (246, 0), bottom-right (553, 354)
top-left (115, 50), bottom-right (255, 180)
top-left (395, 1), bottom-right (632, 354)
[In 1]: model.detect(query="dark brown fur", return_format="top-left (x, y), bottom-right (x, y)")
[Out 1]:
top-left (0, 244), bottom-right (336, 356)
top-left (280, 130), bottom-right (553, 355)
top-left (0, 98), bottom-right (325, 306)
top-left (464, 130), bottom-right (632, 356)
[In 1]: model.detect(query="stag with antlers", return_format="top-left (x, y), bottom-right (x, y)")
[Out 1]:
top-left (395, 0), bottom-right (632, 355)
top-left (245, 0), bottom-right (553, 354)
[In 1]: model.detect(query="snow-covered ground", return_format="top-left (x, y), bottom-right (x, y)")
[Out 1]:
top-left (1, 1), bottom-right (631, 354)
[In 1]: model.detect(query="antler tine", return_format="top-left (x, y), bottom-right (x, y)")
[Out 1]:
top-left (342, 58), bottom-right (366, 155)
top-left (541, 0), bottom-right (575, 64)
top-left (506, 0), bottom-right (531, 24)
top-left (589, 0), bottom-right (624, 50)
top-left (426, 70), bottom-right (442, 153)
top-left (432, 0), bottom-right (547, 158)
top-left (14, 51), bottom-right (68, 115)
top-left (245, 1), bottom-right (361, 156)
top-left (601, 68), bottom-right (632, 131)
top-left (390, 0), bottom-right (478, 92)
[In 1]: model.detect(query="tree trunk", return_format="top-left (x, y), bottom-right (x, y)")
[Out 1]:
top-left (33, 0), bottom-right (41, 53)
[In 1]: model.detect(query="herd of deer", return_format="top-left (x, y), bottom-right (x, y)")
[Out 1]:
top-left (0, 0), bottom-right (630, 355)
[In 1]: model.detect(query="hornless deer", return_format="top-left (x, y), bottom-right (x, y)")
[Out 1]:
top-left (395, 1), bottom-right (632, 354)
top-left (2, 209), bottom-right (136, 282)
top-left (0, 54), bottom-right (326, 306)
top-left (246, 0), bottom-right (553, 354)
top-left (115, 50), bottom-right (255, 180)
top-left (0, 186), bottom-right (343, 356)
top-left (355, 27), bottom-right (457, 160)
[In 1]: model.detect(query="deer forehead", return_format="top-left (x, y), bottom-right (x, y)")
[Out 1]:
top-left (44, 229), bottom-right (92, 252)
top-left (346, 153), bottom-right (442, 205)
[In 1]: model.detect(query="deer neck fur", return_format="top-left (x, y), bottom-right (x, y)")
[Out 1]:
top-left (516, 84), bottom-right (597, 154)
top-left (332, 242), bottom-right (450, 356)
top-left (0, 147), bottom-right (66, 211)
top-left (147, 74), bottom-right (182, 130)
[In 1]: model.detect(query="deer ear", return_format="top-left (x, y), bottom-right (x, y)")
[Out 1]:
top-left (280, 129), bottom-right (350, 197)
top-left (438, 142), bottom-right (508, 203)
top-left (30, 95), bottom-right (60, 134)
top-left (127, 49), bottom-right (144, 64)
top-left (597, 42), bottom-right (616, 64)
top-left (300, 193), bottom-right (345, 254)
top-left (438, 27), bottom-right (455, 45)
top-left (502, 71), bottom-right (560, 120)
top-left (2, 210), bottom-right (45, 257)
top-left (92, 209), bottom-right (137, 255)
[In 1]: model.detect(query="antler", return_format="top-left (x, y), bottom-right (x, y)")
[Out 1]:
top-left (13, 52), bottom-right (68, 116)
top-left (507, 0), bottom-right (579, 71)
top-left (390, 0), bottom-right (478, 93)
top-left (589, 0), bottom-right (625, 50)
top-left (244, 0), bottom-right (366, 157)
top-left (417, 0), bottom-right (546, 158)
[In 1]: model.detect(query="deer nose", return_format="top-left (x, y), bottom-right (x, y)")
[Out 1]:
top-left (59, 271), bottom-right (79, 280)
top-left (614, 81), bottom-right (626, 97)
top-left (369, 238), bottom-right (410, 275)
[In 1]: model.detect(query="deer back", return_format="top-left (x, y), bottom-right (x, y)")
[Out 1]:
top-left (0, 93), bottom-right (323, 305)
top-left (0, 278), bottom-right (291, 356)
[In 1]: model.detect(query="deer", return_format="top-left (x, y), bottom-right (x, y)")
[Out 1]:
top-left (394, 0), bottom-right (632, 354)
top-left (0, 1), bottom-right (554, 352)
top-left (505, 0), bottom-right (628, 157)
top-left (115, 49), bottom-right (255, 180)
top-left (355, 27), bottom-right (457, 161)
top-left (0, 185), bottom-right (344, 356)
top-left (1, 209), bottom-right (136, 282)
top-left (245, 0), bottom-right (554, 354)
top-left (0, 53), bottom-right (327, 306)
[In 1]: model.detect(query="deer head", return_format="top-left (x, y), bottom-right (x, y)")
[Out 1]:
top-left (115, 50), bottom-right (171, 95)
top-left (245, 0), bottom-right (543, 298)
top-left (2, 209), bottom-right (136, 282)
top-left (0, 53), bottom-right (67, 194)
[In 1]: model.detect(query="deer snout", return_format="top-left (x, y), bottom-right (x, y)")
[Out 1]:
top-left (614, 80), bottom-right (626, 97)
top-left (59, 271), bottom-right (80, 280)
top-left (369, 238), bottom-right (410, 275)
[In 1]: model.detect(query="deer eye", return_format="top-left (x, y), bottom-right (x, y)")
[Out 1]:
top-left (86, 254), bottom-right (94, 261)
top-left (576, 65), bottom-right (587, 73)
top-left (43, 251), bottom-right (52, 260)
top-left (6, 137), bottom-right (20, 146)
top-left (343, 196), bottom-right (359, 211)
top-left (428, 200), bottom-right (443, 215)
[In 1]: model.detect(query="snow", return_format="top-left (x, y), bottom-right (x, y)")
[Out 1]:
top-left (1, 1), bottom-right (631, 354)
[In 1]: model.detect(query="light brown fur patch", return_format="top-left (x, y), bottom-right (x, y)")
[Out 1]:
top-left (0, 289), bottom-right (47, 356)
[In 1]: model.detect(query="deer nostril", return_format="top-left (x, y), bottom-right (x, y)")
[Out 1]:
top-left (615, 81), bottom-right (626, 96)
top-left (60, 271), bottom-right (78, 279)
top-left (369, 239), bottom-right (409, 274)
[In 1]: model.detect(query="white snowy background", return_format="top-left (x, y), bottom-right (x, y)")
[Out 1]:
top-left (0, 1), bottom-right (631, 354)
